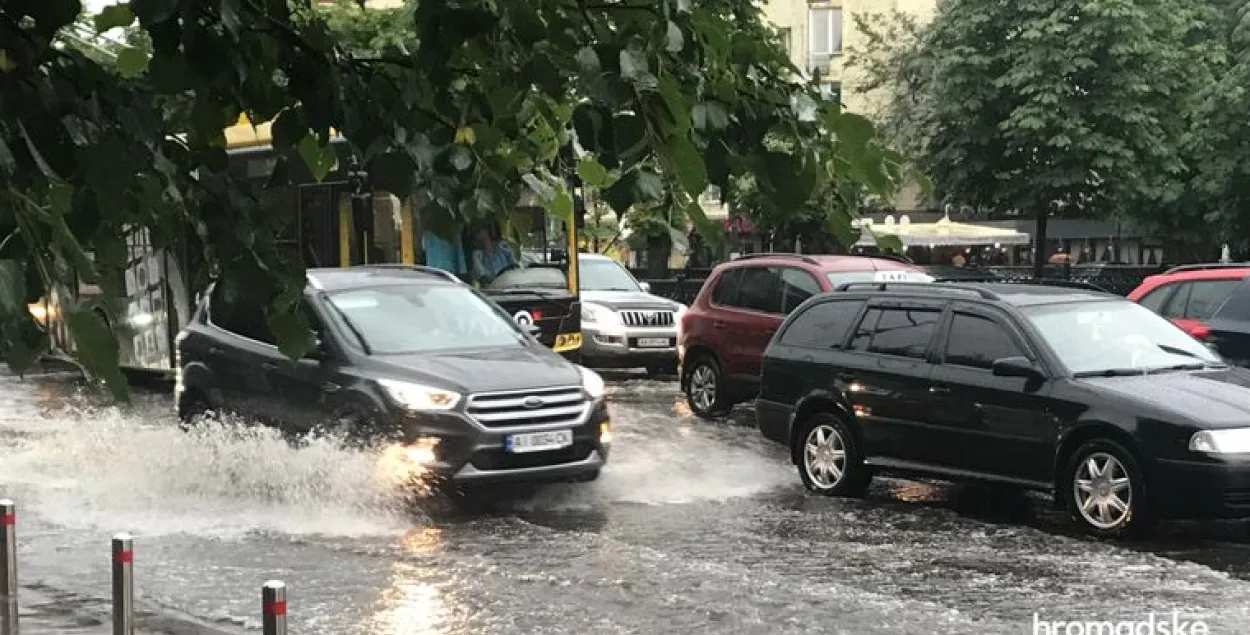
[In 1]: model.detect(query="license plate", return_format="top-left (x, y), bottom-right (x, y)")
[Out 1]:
top-left (636, 338), bottom-right (670, 347)
top-left (505, 429), bottom-right (573, 453)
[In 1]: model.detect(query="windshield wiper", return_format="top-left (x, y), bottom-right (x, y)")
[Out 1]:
top-left (1073, 368), bottom-right (1149, 378)
top-left (487, 287), bottom-right (566, 297)
top-left (1155, 344), bottom-right (1228, 368)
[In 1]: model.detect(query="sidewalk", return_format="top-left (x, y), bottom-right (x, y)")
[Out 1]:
top-left (14, 584), bottom-right (234, 635)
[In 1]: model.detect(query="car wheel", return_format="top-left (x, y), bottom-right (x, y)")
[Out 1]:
top-left (796, 412), bottom-right (870, 497)
top-left (1065, 439), bottom-right (1156, 538)
top-left (177, 390), bottom-right (212, 429)
top-left (684, 355), bottom-right (730, 418)
top-left (314, 406), bottom-right (378, 448)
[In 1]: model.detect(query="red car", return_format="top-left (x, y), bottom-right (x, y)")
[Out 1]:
top-left (1127, 263), bottom-right (1250, 363)
top-left (677, 253), bottom-right (934, 418)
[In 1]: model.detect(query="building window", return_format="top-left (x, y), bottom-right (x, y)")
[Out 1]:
top-left (777, 27), bottom-right (793, 57)
top-left (701, 186), bottom-right (723, 205)
top-left (809, 7), bottom-right (842, 72)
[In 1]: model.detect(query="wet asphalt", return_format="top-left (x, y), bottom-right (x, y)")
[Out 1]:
top-left (2, 369), bottom-right (1250, 634)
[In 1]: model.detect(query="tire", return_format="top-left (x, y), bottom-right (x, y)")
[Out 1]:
top-left (795, 412), bottom-right (870, 497)
top-left (1063, 439), bottom-right (1157, 539)
top-left (683, 354), bottom-right (731, 418)
top-left (313, 405), bottom-right (379, 448)
top-left (177, 390), bottom-right (212, 429)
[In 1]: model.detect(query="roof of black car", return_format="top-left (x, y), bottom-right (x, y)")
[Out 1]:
top-left (842, 281), bottom-right (1121, 307)
top-left (306, 266), bottom-right (460, 291)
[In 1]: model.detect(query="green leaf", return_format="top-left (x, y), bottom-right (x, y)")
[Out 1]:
top-left (576, 46), bottom-right (600, 75)
top-left (271, 107), bottom-right (306, 150)
top-left (116, 47), bottom-right (149, 78)
top-left (668, 134), bottom-right (707, 196)
top-left (833, 112), bottom-right (875, 150)
top-left (825, 209), bottom-right (860, 250)
top-left (522, 173), bottom-right (555, 201)
top-left (874, 234), bottom-right (904, 253)
top-left (577, 158), bottom-right (609, 187)
top-left (0, 260), bottom-right (23, 319)
top-left (449, 146), bottom-right (474, 171)
top-left (685, 200), bottom-right (721, 251)
top-left (666, 21), bottom-right (685, 53)
top-left (94, 4), bottom-right (135, 32)
top-left (66, 308), bottom-right (127, 401)
top-left (298, 134), bottom-right (337, 182)
top-left (268, 311), bottom-right (316, 361)
top-left (634, 170), bottom-right (665, 203)
top-left (545, 189), bottom-right (574, 223)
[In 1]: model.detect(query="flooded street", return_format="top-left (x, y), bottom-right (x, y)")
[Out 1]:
top-left (4, 369), bottom-right (1250, 634)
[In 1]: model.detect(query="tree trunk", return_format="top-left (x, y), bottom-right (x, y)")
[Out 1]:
top-left (1031, 207), bottom-right (1048, 278)
top-left (645, 235), bottom-right (670, 278)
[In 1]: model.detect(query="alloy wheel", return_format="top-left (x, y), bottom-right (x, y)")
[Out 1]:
top-left (804, 424), bottom-right (847, 489)
top-left (1073, 451), bottom-right (1133, 530)
top-left (689, 364), bottom-right (717, 412)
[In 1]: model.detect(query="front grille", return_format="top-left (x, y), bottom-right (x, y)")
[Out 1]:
top-left (620, 310), bottom-right (675, 327)
top-left (469, 441), bottom-right (594, 470)
top-left (465, 385), bottom-right (587, 429)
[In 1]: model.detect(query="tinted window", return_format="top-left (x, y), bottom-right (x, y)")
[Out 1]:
top-left (865, 307), bottom-right (941, 359)
top-left (1137, 285), bottom-right (1174, 313)
top-left (209, 284), bottom-right (275, 344)
top-left (737, 266), bottom-right (784, 313)
top-left (779, 299), bottom-right (866, 348)
top-left (488, 266), bottom-right (567, 290)
top-left (849, 308), bottom-right (881, 351)
top-left (326, 284), bottom-right (524, 354)
top-left (1183, 280), bottom-right (1239, 319)
top-left (578, 258), bottom-right (641, 292)
top-left (711, 268), bottom-right (743, 305)
top-left (1158, 284), bottom-right (1190, 318)
top-left (780, 267), bottom-right (822, 313)
top-left (944, 313), bottom-right (1024, 369)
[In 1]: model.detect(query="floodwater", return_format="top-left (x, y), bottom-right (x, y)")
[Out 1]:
top-left (2, 370), bottom-right (1250, 634)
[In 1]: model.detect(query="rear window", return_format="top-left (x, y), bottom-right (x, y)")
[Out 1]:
top-left (778, 299), bottom-right (866, 348)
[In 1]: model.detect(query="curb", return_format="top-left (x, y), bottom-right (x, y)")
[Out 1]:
top-left (19, 583), bottom-right (242, 635)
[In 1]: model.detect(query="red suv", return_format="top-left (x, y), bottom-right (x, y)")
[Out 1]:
top-left (1128, 263), bottom-right (1250, 363)
top-left (677, 253), bottom-right (933, 418)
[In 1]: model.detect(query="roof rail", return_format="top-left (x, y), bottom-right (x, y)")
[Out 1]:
top-left (732, 252), bottom-right (820, 265)
top-left (348, 264), bottom-right (463, 284)
top-left (835, 281), bottom-right (1000, 300)
top-left (1005, 278), bottom-right (1110, 293)
top-left (1161, 262), bottom-right (1250, 275)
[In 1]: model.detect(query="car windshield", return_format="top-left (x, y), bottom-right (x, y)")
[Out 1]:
top-left (487, 266), bottom-right (568, 290)
top-left (326, 284), bottom-right (525, 354)
top-left (580, 258), bottom-right (641, 292)
top-left (1021, 300), bottom-right (1225, 376)
top-left (825, 270), bottom-right (935, 287)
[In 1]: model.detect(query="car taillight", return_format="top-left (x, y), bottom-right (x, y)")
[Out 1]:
top-left (1189, 323), bottom-right (1211, 340)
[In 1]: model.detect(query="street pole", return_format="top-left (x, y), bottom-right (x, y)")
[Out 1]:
top-left (111, 534), bottom-right (134, 635)
top-left (262, 580), bottom-right (287, 635)
top-left (0, 500), bottom-right (16, 635)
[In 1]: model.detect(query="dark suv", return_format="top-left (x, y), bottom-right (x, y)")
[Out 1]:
top-left (679, 253), bottom-right (932, 418)
top-left (175, 266), bottom-right (611, 487)
top-left (757, 281), bottom-right (1250, 538)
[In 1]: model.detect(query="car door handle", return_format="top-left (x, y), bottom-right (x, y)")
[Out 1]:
top-left (208, 346), bottom-right (223, 356)
top-left (929, 385), bottom-right (951, 394)
top-left (261, 362), bottom-right (278, 371)
top-left (713, 320), bottom-right (727, 328)
top-left (321, 381), bottom-right (340, 393)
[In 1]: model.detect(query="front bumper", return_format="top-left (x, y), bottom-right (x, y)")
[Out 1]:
top-left (387, 398), bottom-right (611, 486)
top-left (580, 324), bottom-right (678, 368)
top-left (1153, 457), bottom-right (1250, 519)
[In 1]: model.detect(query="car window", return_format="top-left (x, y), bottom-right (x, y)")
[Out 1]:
top-left (778, 299), bottom-right (866, 348)
top-left (943, 312), bottom-right (1025, 370)
top-left (1183, 280), bottom-right (1239, 319)
top-left (737, 266), bottom-right (784, 313)
top-left (849, 308), bottom-right (882, 351)
top-left (1158, 283), bottom-right (1190, 319)
top-left (325, 283), bottom-right (525, 354)
top-left (866, 307), bottom-right (942, 359)
top-left (710, 268), bottom-right (743, 306)
top-left (208, 283), bottom-right (275, 344)
top-left (578, 258), bottom-right (641, 292)
top-left (488, 266), bottom-right (567, 290)
top-left (780, 267), bottom-right (822, 313)
top-left (1137, 284), bottom-right (1174, 313)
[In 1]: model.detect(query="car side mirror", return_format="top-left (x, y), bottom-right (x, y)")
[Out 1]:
top-left (305, 337), bottom-right (327, 360)
top-left (524, 323), bottom-right (542, 337)
top-left (639, 281), bottom-right (651, 292)
top-left (991, 356), bottom-right (1043, 380)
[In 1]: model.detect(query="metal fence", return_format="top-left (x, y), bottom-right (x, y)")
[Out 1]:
top-left (633, 264), bottom-right (1162, 304)
top-left (0, 499), bottom-right (288, 635)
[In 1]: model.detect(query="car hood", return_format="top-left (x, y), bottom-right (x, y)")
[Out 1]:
top-left (372, 344), bottom-right (582, 394)
top-left (580, 290), bottom-right (681, 310)
top-left (1078, 367), bottom-right (1250, 427)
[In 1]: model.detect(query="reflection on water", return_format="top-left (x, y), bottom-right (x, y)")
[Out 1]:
top-left (365, 562), bottom-right (448, 635)
top-left (402, 526), bottom-right (444, 556)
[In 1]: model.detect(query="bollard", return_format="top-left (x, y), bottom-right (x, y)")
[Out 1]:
top-left (0, 499), bottom-right (15, 635)
top-left (112, 533), bottom-right (134, 635)
top-left (262, 580), bottom-right (287, 635)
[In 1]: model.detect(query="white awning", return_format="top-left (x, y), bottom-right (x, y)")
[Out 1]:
top-left (855, 215), bottom-right (1030, 247)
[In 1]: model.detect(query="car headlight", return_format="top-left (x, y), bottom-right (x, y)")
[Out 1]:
top-left (581, 302), bottom-right (618, 324)
top-left (1189, 428), bottom-right (1250, 454)
top-left (578, 365), bottom-right (605, 399)
top-left (378, 378), bottom-right (461, 411)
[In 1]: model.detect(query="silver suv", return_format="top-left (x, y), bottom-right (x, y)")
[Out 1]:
top-left (577, 253), bottom-right (686, 376)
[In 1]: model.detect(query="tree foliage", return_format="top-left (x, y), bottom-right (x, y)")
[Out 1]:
top-left (0, 0), bottom-right (910, 398)
top-left (847, 0), bottom-right (1220, 265)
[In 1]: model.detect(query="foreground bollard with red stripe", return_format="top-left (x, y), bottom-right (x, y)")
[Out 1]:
top-left (112, 533), bottom-right (134, 635)
top-left (262, 580), bottom-right (287, 635)
top-left (0, 500), bottom-right (16, 635)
